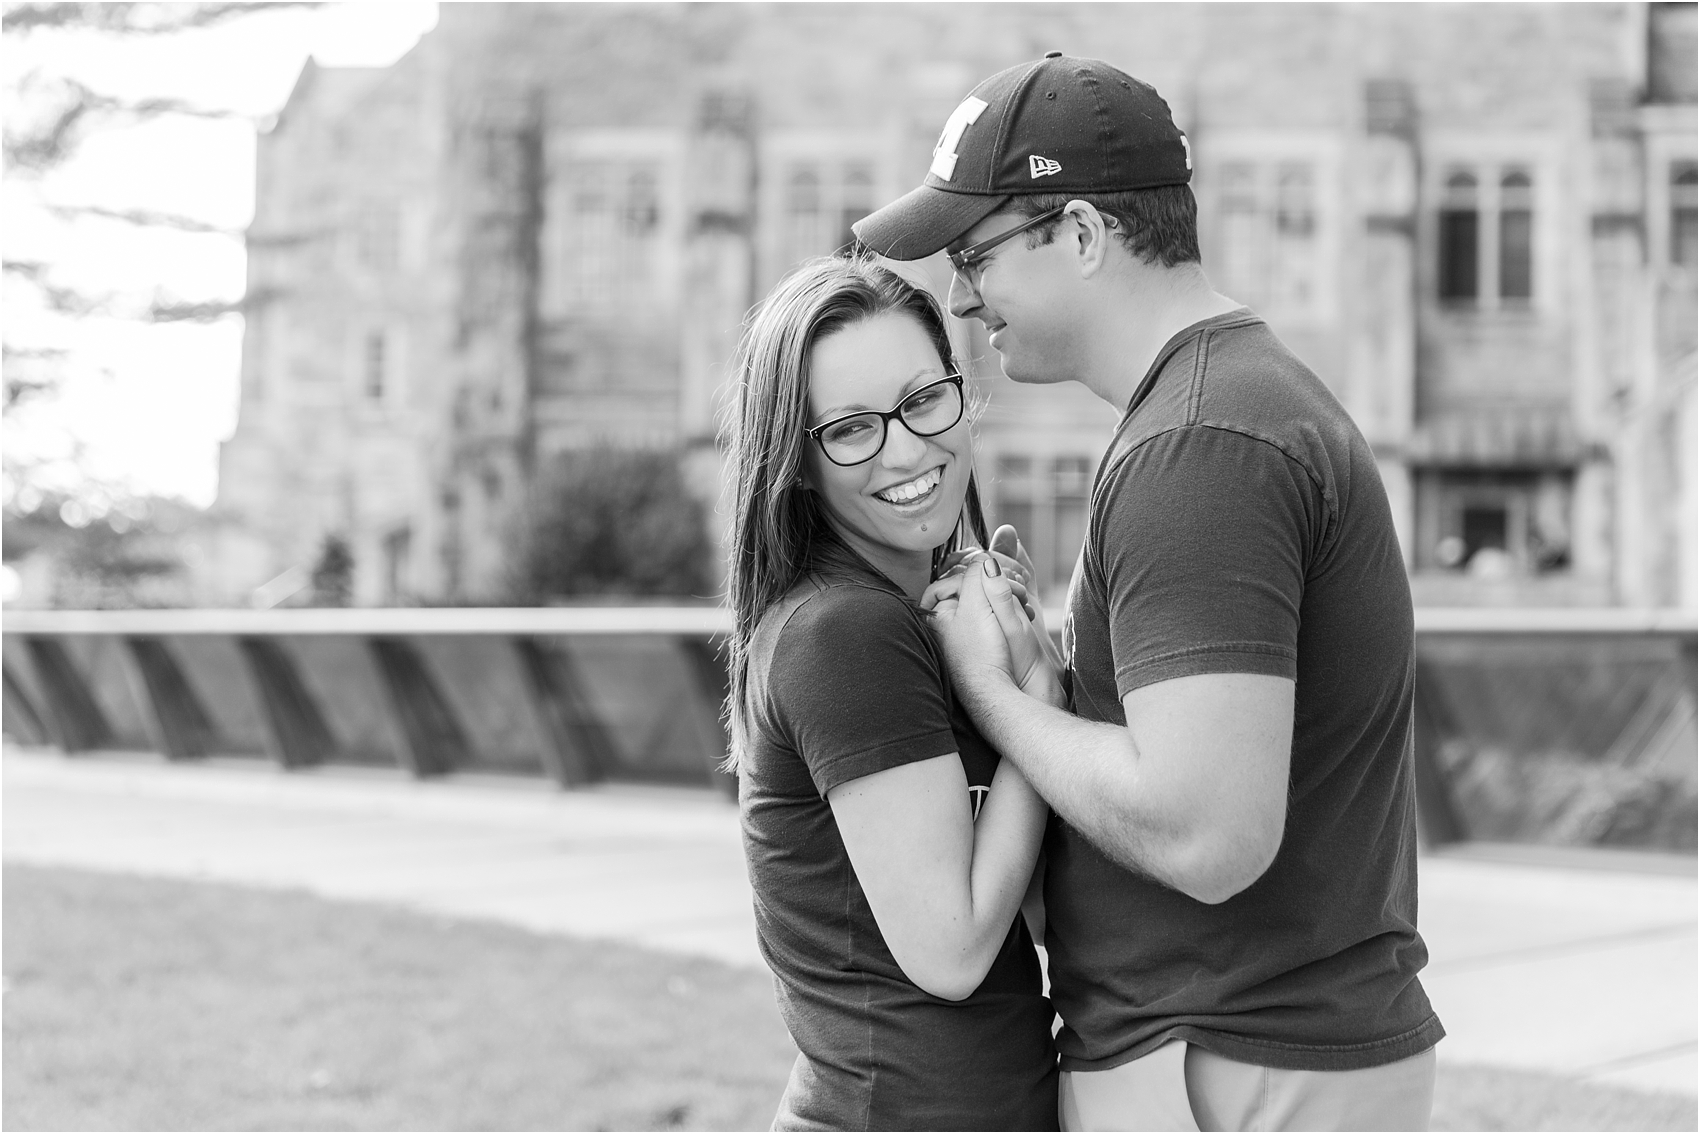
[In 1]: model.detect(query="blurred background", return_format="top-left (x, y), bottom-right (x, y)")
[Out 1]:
top-left (5, 2), bottom-right (1695, 612)
top-left (1, 4), bottom-right (1696, 1128)
top-left (4, 0), bottom-right (1695, 842)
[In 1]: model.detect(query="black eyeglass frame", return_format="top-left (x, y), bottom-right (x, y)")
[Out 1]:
top-left (805, 373), bottom-right (967, 467)
top-left (947, 206), bottom-right (1068, 278)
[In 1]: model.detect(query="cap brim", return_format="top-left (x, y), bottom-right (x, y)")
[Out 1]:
top-left (852, 184), bottom-right (1008, 261)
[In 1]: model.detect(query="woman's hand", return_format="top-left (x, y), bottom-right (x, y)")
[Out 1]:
top-left (924, 526), bottom-right (1064, 686)
top-left (929, 525), bottom-right (1039, 620)
top-left (930, 556), bottom-right (1063, 708)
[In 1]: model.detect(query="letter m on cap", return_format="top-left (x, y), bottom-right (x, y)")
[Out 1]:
top-left (931, 96), bottom-right (988, 182)
top-left (1029, 155), bottom-right (1062, 179)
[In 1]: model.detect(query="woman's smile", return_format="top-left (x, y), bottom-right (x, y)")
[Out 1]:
top-left (874, 465), bottom-right (944, 507)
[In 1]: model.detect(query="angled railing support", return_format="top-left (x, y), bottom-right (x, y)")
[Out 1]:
top-left (1411, 659), bottom-right (1467, 847)
top-left (125, 637), bottom-right (219, 760)
top-left (367, 637), bottom-right (468, 778)
top-left (23, 636), bottom-right (112, 752)
top-left (3, 662), bottom-right (51, 746)
top-left (678, 635), bottom-right (737, 799)
top-left (238, 637), bottom-right (336, 769)
top-left (512, 637), bottom-right (616, 788)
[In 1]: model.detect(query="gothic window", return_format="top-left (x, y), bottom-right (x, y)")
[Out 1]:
top-left (1049, 457), bottom-right (1092, 588)
top-left (562, 160), bottom-right (666, 307)
top-left (779, 159), bottom-right (878, 270)
top-left (785, 166), bottom-right (825, 268)
top-left (991, 453), bottom-right (1096, 594)
top-left (625, 168), bottom-right (660, 237)
top-left (1438, 171), bottom-right (1479, 301)
top-left (363, 330), bottom-right (387, 402)
top-left (1272, 163), bottom-right (1319, 312)
top-left (1437, 163), bottom-right (1537, 309)
top-left (841, 164), bottom-right (875, 251)
top-left (1498, 169), bottom-right (1534, 301)
top-left (1672, 161), bottom-right (1698, 269)
top-left (1211, 158), bottom-right (1325, 321)
top-left (1218, 163), bottom-right (1261, 303)
top-left (353, 203), bottom-right (400, 273)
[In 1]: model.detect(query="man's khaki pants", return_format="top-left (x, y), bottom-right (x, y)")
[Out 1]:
top-left (1059, 1040), bottom-right (1436, 1131)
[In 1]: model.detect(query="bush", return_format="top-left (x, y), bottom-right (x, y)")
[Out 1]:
top-left (512, 447), bottom-right (713, 601)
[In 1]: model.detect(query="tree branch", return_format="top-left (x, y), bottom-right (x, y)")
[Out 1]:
top-left (47, 203), bottom-right (239, 234)
top-left (3, 3), bottom-right (320, 37)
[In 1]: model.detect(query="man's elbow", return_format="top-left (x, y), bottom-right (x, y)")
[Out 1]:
top-left (1169, 823), bottom-right (1283, 905)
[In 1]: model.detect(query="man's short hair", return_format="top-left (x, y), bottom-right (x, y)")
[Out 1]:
top-left (1012, 185), bottom-right (1201, 268)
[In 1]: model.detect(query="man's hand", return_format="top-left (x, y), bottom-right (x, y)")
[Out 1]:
top-left (927, 556), bottom-right (1060, 705)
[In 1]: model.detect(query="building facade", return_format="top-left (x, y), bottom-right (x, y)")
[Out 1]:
top-left (214, 2), bottom-right (1698, 608)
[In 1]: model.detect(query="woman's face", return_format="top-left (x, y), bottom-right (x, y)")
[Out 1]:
top-left (803, 311), bottom-right (972, 578)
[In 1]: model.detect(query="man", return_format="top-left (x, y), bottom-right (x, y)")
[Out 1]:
top-left (853, 54), bottom-right (1444, 1131)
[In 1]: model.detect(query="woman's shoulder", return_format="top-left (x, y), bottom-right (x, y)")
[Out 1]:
top-left (769, 573), bottom-right (923, 649)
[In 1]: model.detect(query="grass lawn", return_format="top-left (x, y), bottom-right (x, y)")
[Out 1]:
top-left (5, 864), bottom-right (1696, 1131)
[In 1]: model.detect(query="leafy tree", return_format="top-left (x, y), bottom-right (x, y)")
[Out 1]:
top-left (513, 448), bottom-right (714, 601)
top-left (2, 1), bottom-right (316, 416)
top-left (2, 493), bottom-right (189, 607)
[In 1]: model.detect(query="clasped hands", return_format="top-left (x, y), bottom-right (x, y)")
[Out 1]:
top-left (921, 525), bottom-right (1065, 707)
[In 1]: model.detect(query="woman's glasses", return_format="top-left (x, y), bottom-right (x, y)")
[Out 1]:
top-left (806, 374), bottom-right (965, 467)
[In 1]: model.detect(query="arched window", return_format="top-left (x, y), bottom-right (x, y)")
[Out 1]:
top-left (1498, 169), bottom-right (1534, 301)
top-left (624, 169), bottom-right (659, 237)
top-left (787, 167), bottom-right (821, 218)
top-left (1217, 163), bottom-right (1261, 304)
top-left (1439, 170), bottom-right (1479, 301)
top-left (1672, 161), bottom-right (1697, 269)
top-left (778, 160), bottom-right (881, 268)
top-left (1273, 163), bottom-right (1318, 310)
top-left (840, 164), bottom-right (874, 251)
top-left (560, 159), bottom-right (666, 307)
top-left (363, 330), bottom-right (387, 402)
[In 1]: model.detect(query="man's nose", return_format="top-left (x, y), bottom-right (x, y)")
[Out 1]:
top-left (948, 272), bottom-right (981, 320)
top-left (881, 417), bottom-right (928, 468)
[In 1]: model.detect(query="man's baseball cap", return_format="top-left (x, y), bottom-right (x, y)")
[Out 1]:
top-left (853, 52), bottom-right (1192, 261)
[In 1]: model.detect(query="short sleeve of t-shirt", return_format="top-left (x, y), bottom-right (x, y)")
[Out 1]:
top-left (768, 584), bottom-right (959, 798)
top-left (1099, 425), bottom-right (1321, 697)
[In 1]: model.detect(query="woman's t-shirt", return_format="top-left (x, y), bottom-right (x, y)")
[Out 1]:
top-left (740, 556), bottom-right (1058, 1132)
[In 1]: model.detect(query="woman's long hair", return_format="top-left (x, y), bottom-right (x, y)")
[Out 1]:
top-left (720, 255), bottom-right (988, 774)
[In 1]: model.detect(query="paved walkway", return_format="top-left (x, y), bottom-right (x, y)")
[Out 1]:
top-left (5, 746), bottom-right (1694, 1097)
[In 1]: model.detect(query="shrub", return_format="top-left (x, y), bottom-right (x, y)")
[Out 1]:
top-left (512, 447), bottom-right (713, 601)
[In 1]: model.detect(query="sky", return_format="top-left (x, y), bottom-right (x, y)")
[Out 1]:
top-left (3, 1), bottom-right (440, 513)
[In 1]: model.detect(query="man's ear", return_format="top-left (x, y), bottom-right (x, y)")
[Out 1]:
top-left (1065, 200), bottom-right (1113, 280)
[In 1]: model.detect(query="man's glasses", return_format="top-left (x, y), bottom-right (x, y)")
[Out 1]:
top-left (806, 374), bottom-right (966, 467)
top-left (947, 206), bottom-right (1067, 283)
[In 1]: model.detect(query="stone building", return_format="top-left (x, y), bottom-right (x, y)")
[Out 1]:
top-left (214, 2), bottom-right (1697, 608)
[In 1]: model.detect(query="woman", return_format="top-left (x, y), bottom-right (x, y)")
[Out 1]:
top-left (723, 255), bottom-right (1062, 1131)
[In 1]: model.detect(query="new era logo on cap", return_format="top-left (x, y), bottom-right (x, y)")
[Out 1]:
top-left (1029, 155), bottom-right (1062, 179)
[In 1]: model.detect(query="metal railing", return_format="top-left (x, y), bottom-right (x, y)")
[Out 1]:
top-left (4, 606), bottom-right (1696, 849)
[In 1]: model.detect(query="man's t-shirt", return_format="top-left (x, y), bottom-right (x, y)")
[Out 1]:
top-left (741, 548), bottom-right (1058, 1131)
top-left (1053, 309), bottom-right (1445, 1073)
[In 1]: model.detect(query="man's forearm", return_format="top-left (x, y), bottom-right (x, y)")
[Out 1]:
top-left (955, 669), bottom-right (1172, 888)
top-left (956, 669), bottom-right (1273, 904)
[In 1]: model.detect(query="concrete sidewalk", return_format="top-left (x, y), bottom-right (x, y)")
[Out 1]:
top-left (4, 746), bottom-right (1694, 1098)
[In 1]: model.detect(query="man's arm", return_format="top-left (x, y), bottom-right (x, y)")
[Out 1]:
top-left (936, 566), bottom-right (1294, 905)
